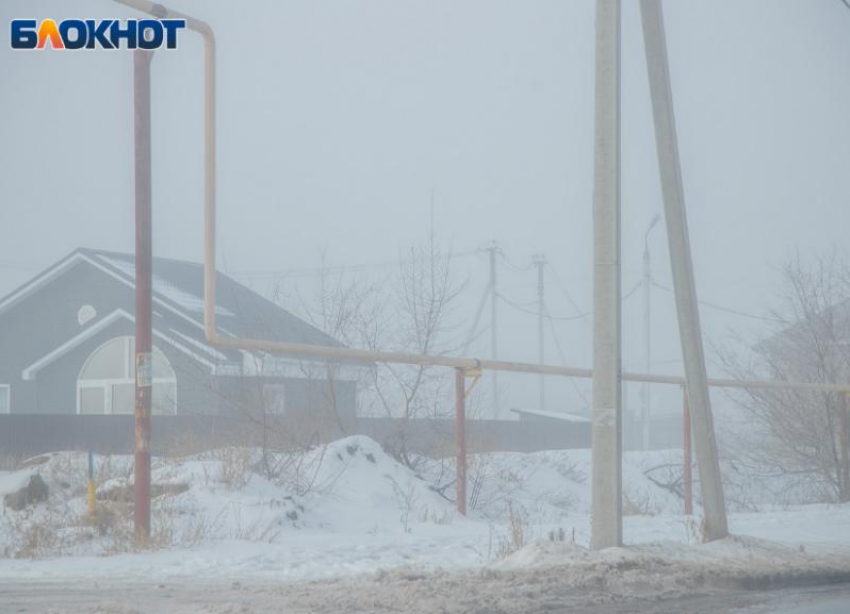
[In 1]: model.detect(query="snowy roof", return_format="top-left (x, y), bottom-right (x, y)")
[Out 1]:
top-left (80, 248), bottom-right (342, 349)
top-left (510, 408), bottom-right (591, 423)
top-left (0, 248), bottom-right (348, 370)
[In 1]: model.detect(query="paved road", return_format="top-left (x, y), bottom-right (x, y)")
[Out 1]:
top-left (1, 579), bottom-right (848, 614)
top-left (582, 584), bottom-right (850, 614)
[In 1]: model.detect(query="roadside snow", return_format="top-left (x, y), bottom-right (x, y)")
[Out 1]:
top-left (0, 435), bottom-right (848, 588)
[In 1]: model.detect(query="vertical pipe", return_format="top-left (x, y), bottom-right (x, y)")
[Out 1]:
top-left (591, 0), bottom-right (623, 550)
top-left (683, 386), bottom-right (693, 516)
top-left (639, 0), bottom-right (728, 541)
top-left (133, 48), bottom-right (153, 543)
top-left (87, 450), bottom-right (96, 517)
top-left (455, 368), bottom-right (467, 515)
top-left (203, 33), bottom-right (217, 341)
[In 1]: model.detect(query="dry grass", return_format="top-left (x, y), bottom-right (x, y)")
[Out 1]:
top-left (495, 501), bottom-right (529, 559)
top-left (0, 452), bottom-right (24, 471)
top-left (214, 446), bottom-right (255, 490)
top-left (623, 492), bottom-right (661, 517)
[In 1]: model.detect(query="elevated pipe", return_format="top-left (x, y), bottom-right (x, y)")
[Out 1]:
top-left (115, 0), bottom-right (850, 397)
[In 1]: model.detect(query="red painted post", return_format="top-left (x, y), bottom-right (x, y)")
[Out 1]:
top-left (455, 368), bottom-right (467, 515)
top-left (134, 48), bottom-right (153, 542)
top-left (683, 385), bottom-right (693, 516)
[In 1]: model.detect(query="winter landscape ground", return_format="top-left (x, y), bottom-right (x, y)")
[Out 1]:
top-left (1, 435), bottom-right (849, 613)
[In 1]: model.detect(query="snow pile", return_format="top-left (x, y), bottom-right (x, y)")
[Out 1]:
top-left (0, 436), bottom-right (459, 559)
top-left (2, 436), bottom-right (849, 593)
top-left (418, 447), bottom-right (685, 522)
top-left (199, 537), bottom-right (850, 614)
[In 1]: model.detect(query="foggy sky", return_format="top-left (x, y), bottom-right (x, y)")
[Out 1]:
top-left (2, 0), bottom-right (850, 417)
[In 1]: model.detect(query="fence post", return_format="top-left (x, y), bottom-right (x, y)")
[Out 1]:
top-left (87, 450), bottom-right (96, 518)
top-left (683, 385), bottom-right (693, 516)
top-left (455, 368), bottom-right (467, 515)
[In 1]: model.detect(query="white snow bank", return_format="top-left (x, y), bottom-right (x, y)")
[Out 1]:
top-left (0, 436), bottom-right (462, 560)
top-left (1, 437), bottom-right (848, 589)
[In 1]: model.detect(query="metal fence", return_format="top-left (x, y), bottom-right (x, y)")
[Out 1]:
top-left (0, 414), bottom-right (591, 461)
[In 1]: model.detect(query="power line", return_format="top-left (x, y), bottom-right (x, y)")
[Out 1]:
top-left (621, 279), bottom-right (643, 303)
top-left (499, 252), bottom-right (533, 273)
top-left (497, 278), bottom-right (642, 322)
top-left (651, 280), bottom-right (785, 324)
top-left (839, 0), bottom-right (850, 14)
top-left (230, 249), bottom-right (480, 280)
top-left (546, 263), bottom-right (586, 316)
top-left (543, 304), bottom-right (590, 406)
top-left (497, 292), bottom-right (590, 321)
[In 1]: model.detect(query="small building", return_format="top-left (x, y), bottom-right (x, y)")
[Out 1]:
top-left (510, 407), bottom-right (592, 447)
top-left (0, 248), bottom-right (362, 423)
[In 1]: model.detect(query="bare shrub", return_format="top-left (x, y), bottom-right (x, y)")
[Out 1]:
top-left (718, 251), bottom-right (850, 503)
top-left (547, 527), bottom-right (567, 543)
top-left (623, 492), bottom-right (660, 517)
top-left (215, 447), bottom-right (254, 490)
top-left (495, 501), bottom-right (529, 558)
top-left (389, 477), bottom-right (419, 533)
top-left (6, 510), bottom-right (62, 559)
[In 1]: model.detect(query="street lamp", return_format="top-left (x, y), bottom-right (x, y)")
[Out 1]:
top-left (642, 214), bottom-right (661, 451)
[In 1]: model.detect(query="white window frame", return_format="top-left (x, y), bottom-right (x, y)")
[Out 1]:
top-left (0, 385), bottom-right (10, 414)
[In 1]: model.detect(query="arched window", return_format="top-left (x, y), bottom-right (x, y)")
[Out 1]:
top-left (78, 336), bottom-right (177, 415)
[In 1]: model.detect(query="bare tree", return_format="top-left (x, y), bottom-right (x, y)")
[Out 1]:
top-left (302, 227), bottom-right (466, 470)
top-left (722, 251), bottom-right (850, 503)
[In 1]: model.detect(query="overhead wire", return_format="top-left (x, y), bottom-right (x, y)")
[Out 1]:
top-left (230, 248), bottom-right (480, 280)
top-left (546, 263), bottom-right (586, 316)
top-left (543, 304), bottom-right (590, 406)
top-left (651, 280), bottom-right (786, 324)
top-left (497, 292), bottom-right (590, 321)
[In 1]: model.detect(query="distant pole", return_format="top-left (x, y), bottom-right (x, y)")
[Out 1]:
top-left (683, 386), bottom-right (693, 515)
top-left (591, 0), bottom-right (623, 550)
top-left (134, 48), bottom-right (154, 543)
top-left (640, 0), bottom-right (728, 540)
top-left (533, 254), bottom-right (547, 410)
top-left (488, 243), bottom-right (499, 416)
top-left (642, 215), bottom-right (660, 450)
top-left (455, 368), bottom-right (467, 515)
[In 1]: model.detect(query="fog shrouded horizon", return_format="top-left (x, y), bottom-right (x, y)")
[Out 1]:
top-left (3, 0), bottom-right (850, 419)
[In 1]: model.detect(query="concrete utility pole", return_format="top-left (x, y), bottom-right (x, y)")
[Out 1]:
top-left (488, 242), bottom-right (500, 416)
top-left (533, 254), bottom-right (547, 410)
top-left (642, 214), bottom-right (661, 450)
top-left (639, 0), bottom-right (728, 540)
top-left (133, 48), bottom-right (153, 543)
top-left (591, 0), bottom-right (623, 550)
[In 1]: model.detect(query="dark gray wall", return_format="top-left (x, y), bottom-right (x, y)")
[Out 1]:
top-left (0, 259), bottom-right (127, 414)
top-left (0, 415), bottom-right (590, 459)
top-left (0, 257), bottom-right (357, 419)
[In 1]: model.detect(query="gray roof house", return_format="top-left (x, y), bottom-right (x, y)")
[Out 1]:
top-left (0, 248), bottom-right (360, 424)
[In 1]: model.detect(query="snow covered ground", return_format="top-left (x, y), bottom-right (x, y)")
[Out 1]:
top-left (1, 435), bottom-right (849, 586)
